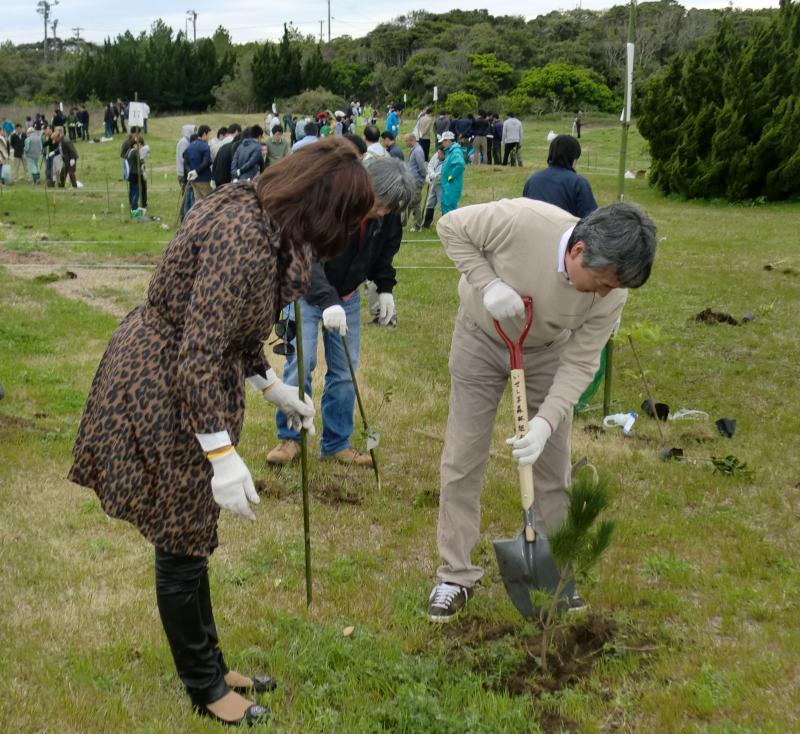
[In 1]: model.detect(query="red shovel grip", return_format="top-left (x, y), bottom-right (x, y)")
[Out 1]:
top-left (493, 297), bottom-right (533, 369)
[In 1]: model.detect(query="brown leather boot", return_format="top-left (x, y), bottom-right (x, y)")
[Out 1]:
top-left (266, 440), bottom-right (301, 465)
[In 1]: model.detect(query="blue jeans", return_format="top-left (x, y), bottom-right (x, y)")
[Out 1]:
top-left (276, 292), bottom-right (361, 456)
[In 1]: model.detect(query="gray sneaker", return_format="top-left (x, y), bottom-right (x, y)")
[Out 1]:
top-left (427, 582), bottom-right (473, 622)
top-left (567, 592), bottom-right (588, 613)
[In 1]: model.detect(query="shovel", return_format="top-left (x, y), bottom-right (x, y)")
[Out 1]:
top-left (492, 297), bottom-right (573, 620)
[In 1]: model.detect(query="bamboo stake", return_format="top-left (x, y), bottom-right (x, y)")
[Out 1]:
top-left (294, 300), bottom-right (313, 607)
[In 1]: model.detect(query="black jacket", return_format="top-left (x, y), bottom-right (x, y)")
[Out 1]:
top-left (213, 137), bottom-right (240, 187)
top-left (472, 116), bottom-right (490, 136)
top-left (306, 213), bottom-right (403, 310)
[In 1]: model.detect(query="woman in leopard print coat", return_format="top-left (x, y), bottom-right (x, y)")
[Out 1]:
top-left (68, 137), bottom-right (374, 725)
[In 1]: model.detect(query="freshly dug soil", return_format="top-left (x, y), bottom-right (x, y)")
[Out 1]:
top-left (312, 482), bottom-right (363, 505)
top-left (443, 614), bottom-right (618, 698)
top-left (694, 308), bottom-right (739, 325)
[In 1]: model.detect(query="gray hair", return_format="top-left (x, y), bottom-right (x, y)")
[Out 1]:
top-left (571, 202), bottom-right (657, 288)
top-left (363, 156), bottom-right (416, 212)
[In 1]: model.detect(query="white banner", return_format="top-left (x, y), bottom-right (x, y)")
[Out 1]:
top-left (128, 102), bottom-right (146, 127)
top-left (432, 85), bottom-right (438, 102)
top-left (624, 42), bottom-right (634, 123)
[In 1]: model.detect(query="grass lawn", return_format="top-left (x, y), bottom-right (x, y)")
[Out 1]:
top-left (0, 112), bottom-right (798, 733)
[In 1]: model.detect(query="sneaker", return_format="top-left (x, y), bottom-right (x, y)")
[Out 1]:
top-left (427, 582), bottom-right (473, 622)
top-left (266, 440), bottom-right (301, 465)
top-left (409, 225), bottom-right (421, 232)
top-left (567, 593), bottom-right (588, 614)
top-left (324, 447), bottom-right (373, 467)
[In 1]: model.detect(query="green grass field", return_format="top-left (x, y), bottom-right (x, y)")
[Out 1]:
top-left (1, 113), bottom-right (798, 733)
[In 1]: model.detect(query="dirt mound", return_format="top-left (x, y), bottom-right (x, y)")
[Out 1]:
top-left (444, 614), bottom-right (618, 698)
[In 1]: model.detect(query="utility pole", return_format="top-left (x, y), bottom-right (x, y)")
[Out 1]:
top-left (36, 0), bottom-right (59, 63)
top-left (319, 20), bottom-right (324, 43)
top-left (72, 26), bottom-right (83, 40)
top-left (186, 10), bottom-right (197, 43)
top-left (51, 18), bottom-right (58, 62)
top-left (327, 0), bottom-right (331, 42)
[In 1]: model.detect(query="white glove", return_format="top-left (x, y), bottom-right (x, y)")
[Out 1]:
top-left (506, 416), bottom-right (553, 467)
top-left (69, 158), bottom-right (76, 166)
top-left (483, 278), bottom-right (525, 320)
top-left (262, 372), bottom-right (316, 434)
top-left (187, 170), bottom-right (198, 182)
top-left (208, 448), bottom-right (259, 520)
top-left (322, 304), bottom-right (348, 336)
top-left (377, 292), bottom-right (395, 325)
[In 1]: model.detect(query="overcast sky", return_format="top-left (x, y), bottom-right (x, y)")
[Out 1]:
top-left (3, 0), bottom-right (779, 46)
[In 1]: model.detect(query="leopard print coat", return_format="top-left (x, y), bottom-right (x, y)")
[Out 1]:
top-left (69, 183), bottom-right (311, 556)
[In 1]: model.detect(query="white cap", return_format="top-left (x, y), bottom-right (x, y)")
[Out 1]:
top-left (334, 110), bottom-right (345, 118)
top-left (437, 131), bottom-right (455, 142)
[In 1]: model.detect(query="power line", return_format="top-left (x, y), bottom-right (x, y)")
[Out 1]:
top-left (72, 26), bottom-right (83, 40)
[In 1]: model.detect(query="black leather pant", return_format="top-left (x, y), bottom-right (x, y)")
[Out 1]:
top-left (155, 539), bottom-right (230, 706)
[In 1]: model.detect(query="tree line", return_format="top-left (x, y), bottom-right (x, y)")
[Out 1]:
top-left (2, 3), bottom-right (775, 114)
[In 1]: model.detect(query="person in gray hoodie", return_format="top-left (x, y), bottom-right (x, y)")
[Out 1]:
top-left (176, 124), bottom-right (195, 186)
top-left (231, 125), bottom-right (264, 181)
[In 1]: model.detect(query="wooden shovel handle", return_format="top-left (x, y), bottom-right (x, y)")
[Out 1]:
top-left (494, 297), bottom-right (536, 543)
top-left (511, 368), bottom-right (535, 541)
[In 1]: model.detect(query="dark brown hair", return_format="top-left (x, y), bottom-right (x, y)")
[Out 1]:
top-left (256, 137), bottom-right (374, 261)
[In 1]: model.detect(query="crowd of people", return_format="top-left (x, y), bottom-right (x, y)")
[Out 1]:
top-left (1, 113), bottom-right (83, 188)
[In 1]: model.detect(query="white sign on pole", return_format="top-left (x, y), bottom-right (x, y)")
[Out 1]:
top-left (624, 42), bottom-right (634, 123)
top-left (272, 102), bottom-right (277, 114)
top-left (403, 93), bottom-right (407, 103)
top-left (128, 102), bottom-right (146, 127)
top-left (432, 86), bottom-right (438, 102)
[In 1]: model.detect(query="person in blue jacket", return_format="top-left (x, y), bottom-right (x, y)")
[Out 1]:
top-left (231, 125), bottom-right (265, 181)
top-left (185, 125), bottom-right (213, 205)
top-left (522, 134), bottom-right (597, 218)
top-left (439, 132), bottom-right (465, 215)
top-left (385, 107), bottom-right (399, 137)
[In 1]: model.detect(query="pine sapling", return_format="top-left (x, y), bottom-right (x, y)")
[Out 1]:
top-left (538, 470), bottom-right (615, 669)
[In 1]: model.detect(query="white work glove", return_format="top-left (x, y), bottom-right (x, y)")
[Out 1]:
top-left (507, 416), bottom-right (553, 467)
top-left (322, 304), bottom-right (348, 336)
top-left (186, 169), bottom-right (198, 182)
top-left (69, 158), bottom-right (76, 166)
top-left (377, 292), bottom-right (395, 325)
top-left (482, 278), bottom-right (525, 320)
top-left (208, 448), bottom-right (259, 520)
top-left (260, 370), bottom-right (316, 434)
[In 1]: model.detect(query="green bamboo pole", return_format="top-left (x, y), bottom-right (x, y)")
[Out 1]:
top-left (294, 300), bottom-right (313, 607)
top-left (604, 0), bottom-right (636, 416)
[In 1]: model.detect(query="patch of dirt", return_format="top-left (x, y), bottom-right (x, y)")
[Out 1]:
top-left (0, 412), bottom-right (41, 441)
top-left (312, 482), bottom-right (363, 505)
top-left (694, 308), bottom-right (739, 326)
top-left (583, 424), bottom-right (604, 437)
top-left (3, 262), bottom-right (150, 318)
top-left (439, 613), bottom-right (655, 708)
top-left (253, 478), bottom-right (290, 499)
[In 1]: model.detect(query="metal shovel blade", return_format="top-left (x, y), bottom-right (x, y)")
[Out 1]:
top-left (493, 531), bottom-right (573, 620)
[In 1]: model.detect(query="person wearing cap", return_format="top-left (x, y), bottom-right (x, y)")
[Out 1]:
top-left (427, 199), bottom-right (657, 621)
top-left (385, 107), bottom-right (399, 138)
top-left (523, 134), bottom-right (597, 218)
top-left (439, 131), bottom-right (465, 215)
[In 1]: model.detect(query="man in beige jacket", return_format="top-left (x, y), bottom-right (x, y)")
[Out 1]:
top-left (428, 198), bottom-right (656, 621)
